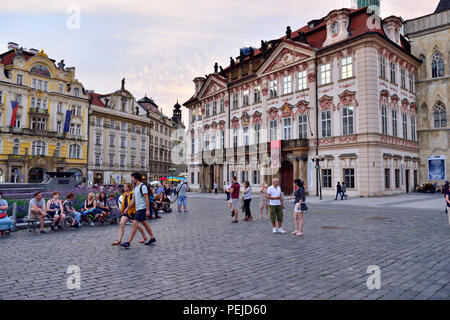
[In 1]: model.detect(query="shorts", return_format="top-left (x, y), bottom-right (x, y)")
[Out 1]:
top-left (294, 203), bottom-right (307, 213)
top-left (178, 195), bottom-right (187, 207)
top-left (47, 211), bottom-right (58, 219)
top-left (122, 213), bottom-right (135, 220)
top-left (231, 199), bottom-right (240, 210)
top-left (270, 205), bottom-right (283, 224)
top-left (135, 209), bottom-right (147, 222)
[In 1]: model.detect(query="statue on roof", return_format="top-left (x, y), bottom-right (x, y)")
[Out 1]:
top-left (286, 26), bottom-right (292, 39)
top-left (230, 57), bottom-right (235, 66)
top-left (214, 62), bottom-right (219, 73)
top-left (57, 59), bottom-right (65, 70)
top-left (121, 77), bottom-right (125, 90)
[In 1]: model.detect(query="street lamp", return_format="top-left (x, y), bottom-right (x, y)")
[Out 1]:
top-left (312, 155), bottom-right (325, 200)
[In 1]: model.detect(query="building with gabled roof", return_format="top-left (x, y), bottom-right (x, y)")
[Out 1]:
top-left (184, 7), bottom-right (420, 196)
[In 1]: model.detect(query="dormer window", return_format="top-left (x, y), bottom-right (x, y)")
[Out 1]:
top-left (74, 87), bottom-right (79, 97)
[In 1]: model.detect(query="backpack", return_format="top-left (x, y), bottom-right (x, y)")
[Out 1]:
top-left (139, 183), bottom-right (152, 199)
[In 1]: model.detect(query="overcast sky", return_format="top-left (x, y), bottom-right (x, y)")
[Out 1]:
top-left (0, 0), bottom-right (438, 124)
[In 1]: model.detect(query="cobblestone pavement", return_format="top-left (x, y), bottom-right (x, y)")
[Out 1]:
top-left (1, 194), bottom-right (449, 300)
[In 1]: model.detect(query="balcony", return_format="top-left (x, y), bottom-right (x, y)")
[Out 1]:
top-left (281, 138), bottom-right (308, 150)
top-left (29, 108), bottom-right (49, 116)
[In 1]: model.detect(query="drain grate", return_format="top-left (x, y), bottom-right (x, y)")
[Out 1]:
top-left (365, 217), bottom-right (387, 221)
top-left (321, 226), bottom-right (342, 230)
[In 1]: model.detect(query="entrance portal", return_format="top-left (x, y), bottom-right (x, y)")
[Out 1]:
top-left (280, 161), bottom-right (293, 194)
top-left (29, 167), bottom-right (45, 183)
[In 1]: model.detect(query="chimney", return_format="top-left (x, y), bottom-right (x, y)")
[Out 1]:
top-left (8, 42), bottom-right (18, 51)
top-left (193, 77), bottom-right (206, 94)
top-left (29, 48), bottom-right (38, 54)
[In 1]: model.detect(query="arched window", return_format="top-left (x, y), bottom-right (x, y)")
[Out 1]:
top-left (432, 52), bottom-right (444, 78)
top-left (31, 141), bottom-right (46, 156)
top-left (13, 139), bottom-right (20, 155)
top-left (55, 142), bottom-right (61, 157)
top-left (69, 144), bottom-right (81, 159)
top-left (434, 103), bottom-right (447, 128)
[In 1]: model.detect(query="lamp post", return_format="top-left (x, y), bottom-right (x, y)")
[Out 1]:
top-left (312, 155), bottom-right (325, 200)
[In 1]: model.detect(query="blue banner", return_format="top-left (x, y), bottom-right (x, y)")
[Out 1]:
top-left (63, 110), bottom-right (71, 133)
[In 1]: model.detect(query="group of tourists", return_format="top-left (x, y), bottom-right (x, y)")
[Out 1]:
top-left (224, 176), bottom-right (307, 236)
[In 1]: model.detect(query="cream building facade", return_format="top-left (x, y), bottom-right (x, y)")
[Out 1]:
top-left (0, 43), bottom-right (89, 183)
top-left (184, 7), bottom-right (421, 197)
top-left (405, 0), bottom-right (450, 185)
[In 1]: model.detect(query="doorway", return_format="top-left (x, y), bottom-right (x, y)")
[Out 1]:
top-left (280, 161), bottom-right (294, 194)
top-left (405, 169), bottom-right (410, 193)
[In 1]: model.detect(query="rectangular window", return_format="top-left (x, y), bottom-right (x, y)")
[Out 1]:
top-left (298, 114), bottom-right (308, 139)
top-left (232, 94), bottom-right (238, 109)
top-left (385, 169), bottom-right (390, 189)
top-left (43, 81), bottom-right (48, 92)
top-left (283, 75), bottom-right (292, 95)
top-left (17, 74), bottom-right (23, 85)
top-left (212, 100), bottom-right (217, 115)
top-left (233, 129), bottom-right (238, 147)
top-left (320, 63), bottom-right (331, 84)
top-left (411, 116), bottom-right (416, 141)
top-left (120, 155), bottom-right (125, 166)
top-left (269, 80), bottom-right (278, 98)
top-left (130, 156), bottom-right (135, 167)
top-left (220, 131), bottom-right (224, 149)
top-left (120, 136), bottom-right (126, 148)
top-left (251, 170), bottom-right (260, 185)
top-left (322, 169), bottom-right (332, 188)
top-left (32, 79), bottom-right (37, 89)
top-left (191, 172), bottom-right (195, 184)
top-left (76, 124), bottom-right (81, 136)
top-left (392, 110), bottom-right (398, 137)
top-left (382, 106), bottom-right (388, 134)
top-left (95, 153), bottom-right (101, 165)
top-left (401, 69), bottom-right (406, 88)
top-left (343, 168), bottom-right (355, 188)
top-left (56, 121), bottom-right (62, 133)
top-left (57, 102), bottom-right (62, 114)
top-left (243, 90), bottom-right (250, 106)
top-left (243, 126), bottom-right (249, 146)
top-left (219, 98), bottom-right (225, 113)
top-left (269, 120), bottom-right (278, 141)
top-left (205, 103), bottom-right (210, 117)
top-left (402, 113), bottom-right (408, 139)
top-left (253, 87), bottom-right (261, 103)
top-left (283, 117), bottom-right (292, 140)
top-left (297, 70), bottom-right (307, 91)
top-left (109, 135), bottom-right (115, 146)
top-left (96, 133), bottom-right (102, 145)
top-left (321, 110), bottom-right (332, 137)
top-left (341, 57), bottom-right (353, 79)
top-left (109, 154), bottom-right (114, 166)
top-left (409, 73), bottom-right (414, 92)
top-left (131, 138), bottom-right (136, 149)
top-left (380, 56), bottom-right (386, 78)
top-left (69, 124), bottom-right (75, 135)
top-left (254, 124), bottom-right (260, 145)
top-left (395, 169), bottom-right (400, 188)
top-left (390, 62), bottom-right (396, 83)
top-left (342, 106), bottom-right (354, 135)
top-left (58, 84), bottom-right (63, 93)
top-left (191, 138), bottom-right (195, 154)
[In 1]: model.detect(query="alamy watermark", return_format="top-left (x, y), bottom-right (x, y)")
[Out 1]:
top-left (66, 5), bottom-right (81, 30)
top-left (66, 265), bottom-right (81, 290)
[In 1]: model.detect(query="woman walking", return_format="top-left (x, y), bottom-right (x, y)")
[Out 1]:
top-left (242, 181), bottom-right (253, 221)
top-left (112, 183), bottom-right (147, 246)
top-left (290, 179), bottom-right (307, 236)
top-left (259, 181), bottom-right (269, 219)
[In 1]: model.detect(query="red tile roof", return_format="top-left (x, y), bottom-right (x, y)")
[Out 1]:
top-left (88, 92), bottom-right (107, 107)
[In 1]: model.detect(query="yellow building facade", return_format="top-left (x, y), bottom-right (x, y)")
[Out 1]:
top-left (0, 43), bottom-right (89, 183)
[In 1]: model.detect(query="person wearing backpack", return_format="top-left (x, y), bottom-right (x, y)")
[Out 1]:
top-left (121, 172), bottom-right (156, 248)
top-left (176, 180), bottom-right (189, 214)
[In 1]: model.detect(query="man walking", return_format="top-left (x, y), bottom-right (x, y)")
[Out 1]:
top-left (121, 172), bottom-right (156, 248)
top-left (341, 182), bottom-right (347, 200)
top-left (335, 182), bottom-right (342, 200)
top-left (176, 180), bottom-right (189, 214)
top-left (229, 176), bottom-right (240, 223)
top-left (267, 178), bottom-right (285, 234)
top-left (214, 182), bottom-right (218, 194)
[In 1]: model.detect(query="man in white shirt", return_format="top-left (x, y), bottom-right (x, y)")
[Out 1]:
top-left (267, 178), bottom-right (285, 234)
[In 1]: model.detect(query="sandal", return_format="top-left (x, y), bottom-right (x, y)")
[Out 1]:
top-left (112, 241), bottom-right (121, 246)
top-left (139, 238), bottom-right (148, 244)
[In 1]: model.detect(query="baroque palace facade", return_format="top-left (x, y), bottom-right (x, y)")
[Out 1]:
top-left (405, 0), bottom-right (450, 185)
top-left (88, 80), bottom-right (178, 185)
top-left (184, 7), bottom-right (421, 197)
top-left (0, 43), bottom-right (88, 183)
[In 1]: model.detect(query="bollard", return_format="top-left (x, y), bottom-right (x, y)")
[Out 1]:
top-left (12, 202), bottom-right (17, 232)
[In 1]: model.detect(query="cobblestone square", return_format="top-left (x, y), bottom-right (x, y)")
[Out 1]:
top-left (1, 193), bottom-right (449, 300)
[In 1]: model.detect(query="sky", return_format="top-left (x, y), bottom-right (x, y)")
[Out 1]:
top-left (0, 0), bottom-right (438, 124)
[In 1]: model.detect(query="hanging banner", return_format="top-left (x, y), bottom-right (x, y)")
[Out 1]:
top-left (63, 110), bottom-right (72, 133)
top-left (270, 140), bottom-right (281, 168)
top-left (427, 155), bottom-right (446, 180)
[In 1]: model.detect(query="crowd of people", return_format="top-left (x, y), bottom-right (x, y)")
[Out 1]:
top-left (224, 176), bottom-right (308, 236)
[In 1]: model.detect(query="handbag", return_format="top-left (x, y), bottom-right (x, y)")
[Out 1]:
top-left (0, 212), bottom-right (7, 219)
top-left (300, 202), bottom-right (308, 211)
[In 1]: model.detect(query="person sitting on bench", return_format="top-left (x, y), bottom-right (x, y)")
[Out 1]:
top-left (28, 191), bottom-right (47, 234)
top-left (0, 192), bottom-right (13, 235)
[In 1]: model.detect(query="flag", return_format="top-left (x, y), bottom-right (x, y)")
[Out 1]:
top-left (63, 110), bottom-right (72, 133)
top-left (9, 101), bottom-right (19, 127)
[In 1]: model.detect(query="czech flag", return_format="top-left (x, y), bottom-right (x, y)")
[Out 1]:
top-left (9, 101), bottom-right (19, 127)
